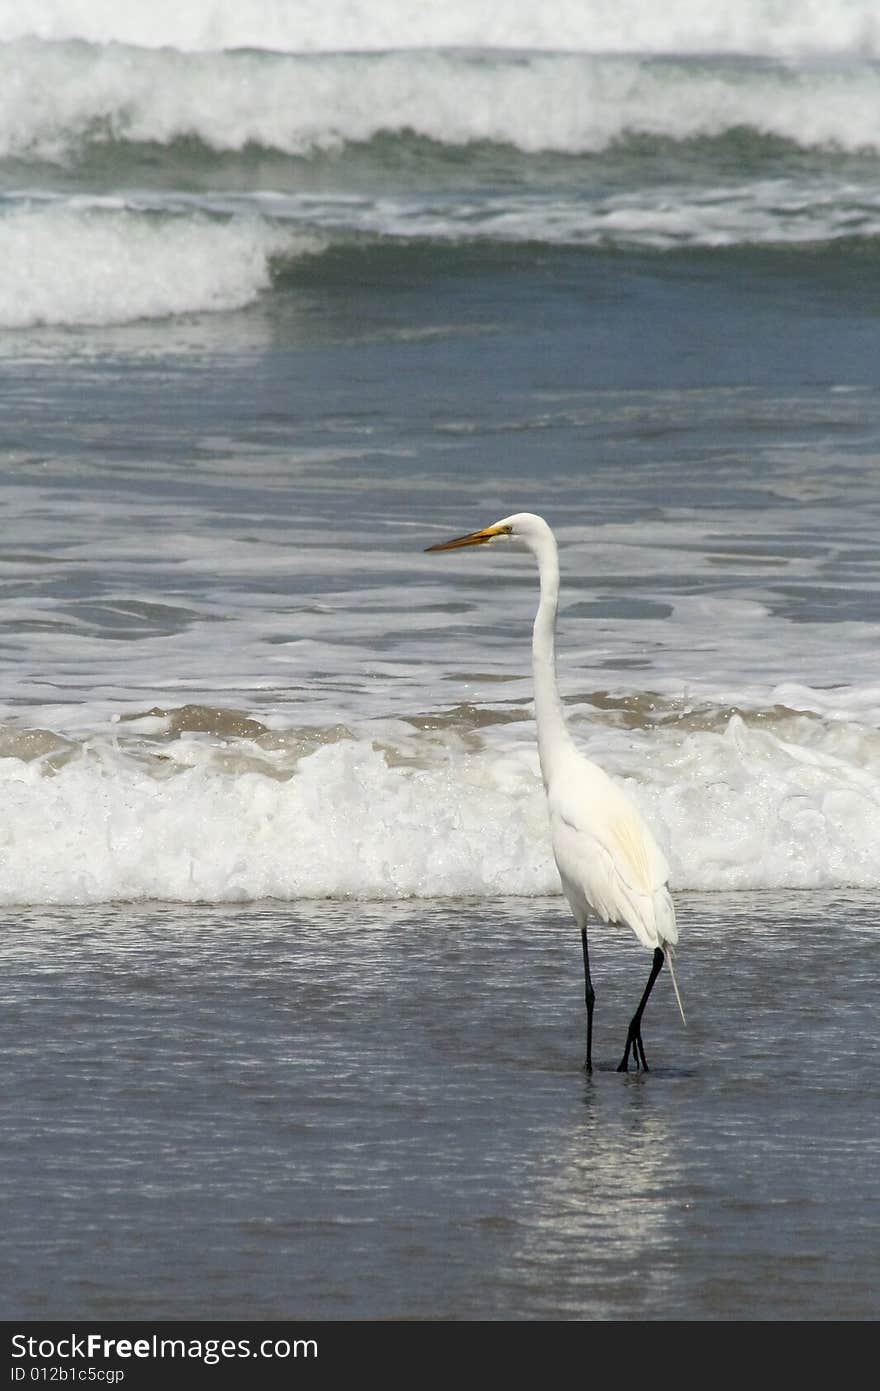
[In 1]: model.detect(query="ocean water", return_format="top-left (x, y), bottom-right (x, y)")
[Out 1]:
top-left (2, 0), bottom-right (880, 1322)
top-left (3, 891), bottom-right (880, 1322)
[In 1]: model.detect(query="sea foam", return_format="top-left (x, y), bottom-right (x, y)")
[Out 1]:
top-left (1, 0), bottom-right (877, 59)
top-left (0, 202), bottom-right (319, 327)
top-left (1, 42), bottom-right (879, 161)
top-left (3, 711), bottom-right (880, 905)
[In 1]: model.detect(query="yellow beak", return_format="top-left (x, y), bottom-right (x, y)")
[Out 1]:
top-left (424, 524), bottom-right (510, 553)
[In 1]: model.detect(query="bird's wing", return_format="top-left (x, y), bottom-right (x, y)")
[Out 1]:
top-left (606, 807), bottom-right (668, 894)
top-left (548, 765), bottom-right (677, 949)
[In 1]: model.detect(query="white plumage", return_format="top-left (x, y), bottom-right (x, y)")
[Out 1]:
top-left (426, 510), bottom-right (684, 1072)
top-left (549, 761), bottom-right (676, 949)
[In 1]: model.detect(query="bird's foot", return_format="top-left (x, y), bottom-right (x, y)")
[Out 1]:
top-left (617, 1029), bottom-right (649, 1073)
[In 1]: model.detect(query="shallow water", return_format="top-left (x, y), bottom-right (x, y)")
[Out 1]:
top-left (2, 1), bottom-right (880, 1326)
top-left (2, 890), bottom-right (877, 1321)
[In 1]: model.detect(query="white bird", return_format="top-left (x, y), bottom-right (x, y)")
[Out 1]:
top-left (426, 511), bottom-right (685, 1073)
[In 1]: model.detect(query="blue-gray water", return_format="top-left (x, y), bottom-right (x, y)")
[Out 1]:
top-left (3, 892), bottom-right (879, 1321)
top-left (3, 7), bottom-right (880, 1323)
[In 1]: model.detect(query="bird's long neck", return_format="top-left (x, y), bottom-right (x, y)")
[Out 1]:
top-left (530, 533), bottom-right (576, 787)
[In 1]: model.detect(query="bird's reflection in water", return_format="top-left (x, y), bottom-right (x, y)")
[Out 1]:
top-left (496, 1082), bottom-right (682, 1318)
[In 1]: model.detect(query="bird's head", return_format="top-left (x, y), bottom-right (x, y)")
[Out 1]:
top-left (424, 512), bottom-right (553, 554)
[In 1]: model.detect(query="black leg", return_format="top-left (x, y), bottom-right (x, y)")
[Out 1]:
top-left (581, 927), bottom-right (595, 1073)
top-left (617, 947), bottom-right (664, 1073)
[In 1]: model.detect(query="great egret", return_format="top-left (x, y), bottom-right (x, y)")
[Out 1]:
top-left (426, 512), bottom-right (685, 1073)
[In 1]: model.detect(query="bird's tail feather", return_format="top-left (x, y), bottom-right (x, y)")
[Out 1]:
top-left (664, 943), bottom-right (686, 1026)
